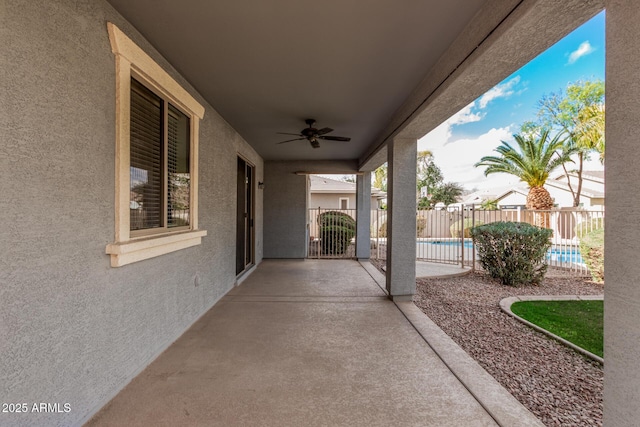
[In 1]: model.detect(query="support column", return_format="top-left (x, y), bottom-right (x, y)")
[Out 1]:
top-left (386, 138), bottom-right (416, 300)
top-left (356, 172), bottom-right (372, 259)
top-left (604, 2), bottom-right (640, 425)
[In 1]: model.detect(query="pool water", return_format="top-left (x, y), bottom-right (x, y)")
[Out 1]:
top-left (546, 247), bottom-right (584, 264)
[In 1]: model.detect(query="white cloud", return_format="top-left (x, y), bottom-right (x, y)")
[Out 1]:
top-left (419, 126), bottom-right (520, 190)
top-left (415, 76), bottom-right (527, 191)
top-left (567, 41), bottom-right (595, 64)
top-left (478, 76), bottom-right (521, 108)
top-left (449, 101), bottom-right (483, 125)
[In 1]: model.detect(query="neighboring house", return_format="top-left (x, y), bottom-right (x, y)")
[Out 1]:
top-left (309, 175), bottom-right (386, 210)
top-left (459, 189), bottom-right (500, 207)
top-left (464, 171), bottom-right (605, 209)
top-left (494, 187), bottom-right (529, 209)
top-left (545, 170), bottom-right (605, 208)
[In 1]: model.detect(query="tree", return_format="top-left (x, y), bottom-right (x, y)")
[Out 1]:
top-left (475, 130), bottom-right (571, 219)
top-left (373, 163), bottom-right (387, 191)
top-left (375, 151), bottom-right (464, 209)
top-left (430, 182), bottom-right (463, 206)
top-left (480, 199), bottom-right (499, 210)
top-left (575, 104), bottom-right (605, 164)
top-left (536, 80), bottom-right (605, 206)
top-left (416, 150), bottom-right (441, 198)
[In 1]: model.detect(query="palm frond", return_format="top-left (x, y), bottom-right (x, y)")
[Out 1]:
top-left (474, 129), bottom-right (569, 188)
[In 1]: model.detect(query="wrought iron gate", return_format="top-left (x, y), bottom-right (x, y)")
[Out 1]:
top-left (307, 208), bottom-right (357, 258)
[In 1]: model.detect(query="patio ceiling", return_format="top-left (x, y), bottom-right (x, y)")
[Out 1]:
top-left (106, 0), bottom-right (490, 162)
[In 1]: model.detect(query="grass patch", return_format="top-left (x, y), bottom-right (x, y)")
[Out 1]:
top-left (511, 300), bottom-right (603, 357)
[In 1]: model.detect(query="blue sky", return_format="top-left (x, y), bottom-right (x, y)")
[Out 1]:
top-left (417, 11), bottom-right (605, 192)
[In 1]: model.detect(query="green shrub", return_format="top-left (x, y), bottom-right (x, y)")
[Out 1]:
top-left (450, 218), bottom-right (483, 238)
top-left (377, 218), bottom-right (428, 238)
top-left (319, 211), bottom-right (356, 255)
top-left (377, 221), bottom-right (387, 238)
top-left (470, 221), bottom-right (552, 286)
top-left (579, 227), bottom-right (604, 283)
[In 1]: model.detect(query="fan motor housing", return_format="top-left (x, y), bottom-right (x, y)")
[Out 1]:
top-left (302, 128), bottom-right (316, 137)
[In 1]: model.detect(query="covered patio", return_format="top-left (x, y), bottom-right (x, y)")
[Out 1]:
top-left (4, 0), bottom-right (640, 425)
top-left (87, 260), bottom-right (539, 426)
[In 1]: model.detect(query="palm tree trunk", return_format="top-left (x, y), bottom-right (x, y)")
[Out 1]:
top-left (526, 186), bottom-right (554, 228)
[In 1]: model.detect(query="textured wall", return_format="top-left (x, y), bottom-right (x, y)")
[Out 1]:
top-left (263, 160), bottom-right (357, 258)
top-left (356, 172), bottom-right (372, 259)
top-left (604, 1), bottom-right (640, 425)
top-left (386, 138), bottom-right (417, 298)
top-left (0, 1), bottom-right (262, 425)
top-left (309, 193), bottom-right (356, 210)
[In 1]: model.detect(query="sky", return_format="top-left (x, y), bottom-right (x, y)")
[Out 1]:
top-left (417, 11), bottom-right (605, 194)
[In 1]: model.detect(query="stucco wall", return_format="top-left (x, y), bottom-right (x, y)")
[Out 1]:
top-left (264, 160), bottom-right (357, 258)
top-left (309, 193), bottom-right (356, 209)
top-left (604, 1), bottom-right (640, 425)
top-left (309, 193), bottom-right (380, 210)
top-left (497, 192), bottom-right (527, 208)
top-left (1, 1), bottom-right (262, 425)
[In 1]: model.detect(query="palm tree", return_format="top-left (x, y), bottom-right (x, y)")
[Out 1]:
top-left (475, 130), bottom-right (573, 225)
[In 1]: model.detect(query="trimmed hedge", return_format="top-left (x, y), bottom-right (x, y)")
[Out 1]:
top-left (579, 227), bottom-right (604, 283)
top-left (450, 218), bottom-right (483, 238)
top-left (470, 221), bottom-right (552, 286)
top-left (319, 211), bottom-right (356, 255)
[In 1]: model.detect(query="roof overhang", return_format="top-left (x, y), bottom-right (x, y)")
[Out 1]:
top-left (106, 0), bottom-right (604, 170)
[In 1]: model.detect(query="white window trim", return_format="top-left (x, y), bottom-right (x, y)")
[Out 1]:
top-left (105, 22), bottom-right (206, 267)
top-left (339, 197), bottom-right (349, 209)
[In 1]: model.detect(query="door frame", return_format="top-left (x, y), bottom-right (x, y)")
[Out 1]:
top-left (236, 155), bottom-right (255, 276)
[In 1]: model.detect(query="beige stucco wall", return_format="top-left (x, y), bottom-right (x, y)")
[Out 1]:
top-left (263, 161), bottom-right (357, 258)
top-left (604, 1), bottom-right (640, 425)
top-left (309, 193), bottom-right (382, 210)
top-left (497, 191), bottom-right (527, 208)
top-left (1, 1), bottom-right (262, 425)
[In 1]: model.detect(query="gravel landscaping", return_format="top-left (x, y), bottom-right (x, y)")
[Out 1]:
top-left (371, 259), bottom-right (604, 427)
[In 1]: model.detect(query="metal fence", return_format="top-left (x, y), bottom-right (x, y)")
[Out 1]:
top-left (308, 208), bottom-right (357, 258)
top-left (370, 206), bottom-right (604, 276)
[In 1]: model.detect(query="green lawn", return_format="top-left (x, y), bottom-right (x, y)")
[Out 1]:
top-left (510, 300), bottom-right (603, 357)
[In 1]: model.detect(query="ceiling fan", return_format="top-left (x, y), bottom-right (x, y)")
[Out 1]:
top-left (276, 119), bottom-right (351, 149)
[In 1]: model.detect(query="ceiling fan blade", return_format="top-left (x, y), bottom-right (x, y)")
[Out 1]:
top-left (316, 127), bottom-right (333, 136)
top-left (277, 137), bottom-right (306, 144)
top-left (319, 135), bottom-right (351, 142)
top-left (276, 132), bottom-right (302, 136)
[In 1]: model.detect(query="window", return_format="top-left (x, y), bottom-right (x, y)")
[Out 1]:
top-left (130, 78), bottom-right (191, 234)
top-left (339, 198), bottom-right (349, 209)
top-left (106, 23), bottom-right (206, 267)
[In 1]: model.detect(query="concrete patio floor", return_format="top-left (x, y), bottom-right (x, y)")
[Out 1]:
top-left (87, 259), bottom-right (541, 427)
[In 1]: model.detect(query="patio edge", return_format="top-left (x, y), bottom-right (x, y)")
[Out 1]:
top-left (395, 301), bottom-right (545, 427)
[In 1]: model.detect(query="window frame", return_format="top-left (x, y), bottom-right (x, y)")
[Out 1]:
top-left (129, 77), bottom-right (192, 237)
top-left (106, 23), bottom-right (206, 267)
top-left (339, 197), bottom-right (349, 209)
